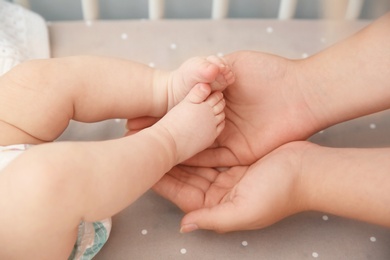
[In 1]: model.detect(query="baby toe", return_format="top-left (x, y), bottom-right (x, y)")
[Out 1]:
top-left (213, 98), bottom-right (226, 115)
top-left (224, 70), bottom-right (235, 85)
top-left (210, 75), bottom-right (227, 91)
top-left (206, 55), bottom-right (227, 68)
top-left (186, 83), bottom-right (211, 104)
top-left (205, 91), bottom-right (224, 107)
top-left (215, 111), bottom-right (225, 123)
top-left (216, 115), bottom-right (226, 134)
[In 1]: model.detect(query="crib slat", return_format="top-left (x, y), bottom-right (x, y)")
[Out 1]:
top-left (212, 0), bottom-right (229, 20)
top-left (345, 0), bottom-right (364, 20)
top-left (12, 0), bottom-right (30, 9)
top-left (81, 0), bottom-right (99, 21)
top-left (278, 0), bottom-right (297, 20)
top-left (149, 0), bottom-right (165, 20)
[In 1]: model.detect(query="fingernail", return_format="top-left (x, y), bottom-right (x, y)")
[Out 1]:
top-left (180, 224), bottom-right (199, 233)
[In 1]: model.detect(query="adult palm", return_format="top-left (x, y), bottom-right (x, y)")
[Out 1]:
top-left (152, 50), bottom-right (322, 220)
top-left (126, 51), bottom-right (320, 167)
top-left (185, 50), bottom-right (320, 167)
top-left (153, 142), bottom-right (306, 233)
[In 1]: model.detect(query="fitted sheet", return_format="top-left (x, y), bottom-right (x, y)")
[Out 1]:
top-left (48, 19), bottom-right (390, 260)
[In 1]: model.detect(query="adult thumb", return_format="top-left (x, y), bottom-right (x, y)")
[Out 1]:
top-left (180, 202), bottom-right (241, 233)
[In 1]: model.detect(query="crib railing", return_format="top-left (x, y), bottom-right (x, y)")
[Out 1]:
top-left (12, 0), bottom-right (366, 21)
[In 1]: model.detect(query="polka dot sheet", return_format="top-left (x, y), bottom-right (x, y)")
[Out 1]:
top-left (48, 19), bottom-right (390, 259)
top-left (93, 191), bottom-right (390, 259)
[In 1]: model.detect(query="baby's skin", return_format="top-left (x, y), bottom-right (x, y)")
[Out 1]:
top-left (154, 83), bottom-right (226, 163)
top-left (0, 54), bottom-right (233, 259)
top-left (0, 55), bottom-right (234, 145)
top-left (129, 55), bottom-right (234, 132)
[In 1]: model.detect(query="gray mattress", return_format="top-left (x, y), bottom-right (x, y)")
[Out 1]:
top-left (49, 19), bottom-right (390, 259)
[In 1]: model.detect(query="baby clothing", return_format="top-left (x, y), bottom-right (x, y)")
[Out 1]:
top-left (69, 218), bottom-right (112, 260)
top-left (0, 0), bottom-right (49, 75)
top-left (0, 144), bottom-right (112, 260)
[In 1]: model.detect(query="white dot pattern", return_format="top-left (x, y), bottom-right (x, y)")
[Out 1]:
top-left (48, 17), bottom-right (390, 259)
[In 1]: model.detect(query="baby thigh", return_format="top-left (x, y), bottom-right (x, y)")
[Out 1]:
top-left (0, 163), bottom-right (80, 259)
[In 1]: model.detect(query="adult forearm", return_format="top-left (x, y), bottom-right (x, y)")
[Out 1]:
top-left (298, 13), bottom-right (390, 128)
top-left (301, 145), bottom-right (390, 227)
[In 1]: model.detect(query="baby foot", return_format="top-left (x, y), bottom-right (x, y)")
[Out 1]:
top-left (166, 55), bottom-right (234, 111)
top-left (155, 83), bottom-right (226, 163)
top-left (126, 56), bottom-right (233, 133)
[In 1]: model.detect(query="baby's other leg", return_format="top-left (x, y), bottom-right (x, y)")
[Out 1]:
top-left (0, 84), bottom-right (225, 260)
top-left (153, 83), bottom-right (226, 163)
top-left (0, 158), bottom-right (80, 259)
top-left (128, 56), bottom-right (233, 136)
top-left (159, 55), bottom-right (234, 113)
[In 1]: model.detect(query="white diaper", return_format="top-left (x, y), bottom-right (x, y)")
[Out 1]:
top-left (0, 144), bottom-right (112, 260)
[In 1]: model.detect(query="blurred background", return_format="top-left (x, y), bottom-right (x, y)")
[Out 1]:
top-left (7, 0), bottom-right (390, 21)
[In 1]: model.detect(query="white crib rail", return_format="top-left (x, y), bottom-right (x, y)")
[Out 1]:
top-left (81, 0), bottom-right (99, 21)
top-left (11, 0), bottom-right (366, 21)
top-left (345, 0), bottom-right (365, 20)
top-left (212, 0), bottom-right (229, 20)
top-left (149, 0), bottom-right (165, 20)
top-left (278, 0), bottom-right (298, 20)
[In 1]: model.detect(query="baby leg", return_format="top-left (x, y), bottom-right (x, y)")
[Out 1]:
top-left (153, 82), bottom-right (226, 162)
top-left (127, 56), bottom-right (233, 134)
top-left (0, 161), bottom-right (79, 259)
top-left (0, 83), bottom-right (225, 259)
top-left (154, 55), bottom-right (234, 115)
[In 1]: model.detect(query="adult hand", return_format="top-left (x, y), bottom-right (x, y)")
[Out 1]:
top-left (153, 141), bottom-right (307, 233)
top-left (186, 51), bottom-right (321, 166)
top-left (127, 51), bottom-right (321, 166)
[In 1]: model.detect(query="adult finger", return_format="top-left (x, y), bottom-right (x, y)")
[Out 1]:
top-left (180, 202), bottom-right (247, 233)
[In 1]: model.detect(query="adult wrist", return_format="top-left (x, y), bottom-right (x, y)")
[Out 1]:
top-left (293, 57), bottom-right (335, 132)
